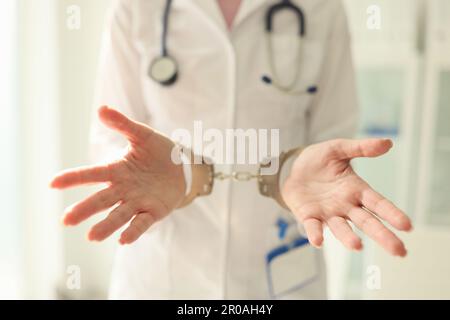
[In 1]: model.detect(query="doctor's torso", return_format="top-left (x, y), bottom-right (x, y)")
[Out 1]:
top-left (136, 0), bottom-right (324, 138)
top-left (93, 0), bottom-right (358, 300)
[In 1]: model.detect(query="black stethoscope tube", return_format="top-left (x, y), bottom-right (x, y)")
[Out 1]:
top-left (161, 0), bottom-right (173, 57)
top-left (265, 0), bottom-right (306, 36)
top-left (150, 0), bottom-right (317, 95)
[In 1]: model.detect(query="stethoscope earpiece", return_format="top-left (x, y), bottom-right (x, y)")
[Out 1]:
top-left (262, 75), bottom-right (273, 84)
top-left (262, 75), bottom-right (319, 95)
top-left (307, 86), bottom-right (318, 94)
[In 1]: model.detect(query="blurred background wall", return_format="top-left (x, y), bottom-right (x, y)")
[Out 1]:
top-left (1, 0), bottom-right (113, 299)
top-left (1, 0), bottom-right (450, 299)
top-left (55, 0), bottom-right (114, 299)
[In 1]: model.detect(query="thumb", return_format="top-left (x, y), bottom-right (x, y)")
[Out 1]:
top-left (98, 106), bottom-right (152, 144)
top-left (330, 138), bottom-right (393, 160)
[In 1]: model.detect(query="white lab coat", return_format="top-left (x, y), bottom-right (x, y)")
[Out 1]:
top-left (91, 0), bottom-right (358, 299)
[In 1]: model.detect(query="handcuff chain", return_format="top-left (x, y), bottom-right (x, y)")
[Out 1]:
top-left (214, 171), bottom-right (260, 182)
top-left (177, 147), bottom-right (302, 209)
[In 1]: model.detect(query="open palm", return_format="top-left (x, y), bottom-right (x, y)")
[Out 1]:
top-left (51, 106), bottom-right (186, 245)
top-left (282, 139), bottom-right (412, 257)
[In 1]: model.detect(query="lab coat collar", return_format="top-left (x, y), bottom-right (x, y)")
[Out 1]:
top-left (189, 0), bottom-right (270, 35)
top-left (234, 0), bottom-right (271, 27)
top-left (189, 0), bottom-right (227, 34)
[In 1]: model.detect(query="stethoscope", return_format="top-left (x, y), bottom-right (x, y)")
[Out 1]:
top-left (148, 0), bottom-right (319, 96)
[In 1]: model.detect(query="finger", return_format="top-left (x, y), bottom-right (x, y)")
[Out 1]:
top-left (303, 218), bottom-right (324, 248)
top-left (329, 138), bottom-right (393, 160)
top-left (120, 213), bottom-right (155, 245)
top-left (63, 187), bottom-right (120, 226)
top-left (98, 106), bottom-right (152, 144)
top-left (50, 164), bottom-right (112, 189)
top-left (361, 189), bottom-right (412, 232)
top-left (88, 204), bottom-right (135, 242)
top-left (327, 216), bottom-right (363, 251)
top-left (348, 207), bottom-right (407, 257)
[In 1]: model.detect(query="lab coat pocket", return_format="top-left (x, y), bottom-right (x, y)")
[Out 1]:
top-left (265, 217), bottom-right (320, 299)
top-left (267, 240), bottom-right (320, 299)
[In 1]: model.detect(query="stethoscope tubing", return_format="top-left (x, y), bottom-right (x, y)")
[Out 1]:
top-left (161, 0), bottom-right (173, 57)
top-left (151, 0), bottom-right (318, 95)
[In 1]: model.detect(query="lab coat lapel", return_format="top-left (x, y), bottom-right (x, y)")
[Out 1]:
top-left (188, 0), bottom-right (271, 34)
top-left (234, 0), bottom-right (271, 27)
top-left (189, 0), bottom-right (228, 35)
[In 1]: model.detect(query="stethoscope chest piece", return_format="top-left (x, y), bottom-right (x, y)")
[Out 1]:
top-left (149, 56), bottom-right (178, 86)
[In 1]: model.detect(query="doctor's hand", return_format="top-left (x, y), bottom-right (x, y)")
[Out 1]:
top-left (51, 106), bottom-right (186, 245)
top-left (282, 139), bottom-right (413, 257)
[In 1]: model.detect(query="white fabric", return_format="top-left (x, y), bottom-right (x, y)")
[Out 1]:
top-left (180, 151), bottom-right (193, 196)
top-left (91, 0), bottom-right (359, 299)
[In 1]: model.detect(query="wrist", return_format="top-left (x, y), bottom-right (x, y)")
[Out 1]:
top-left (176, 147), bottom-right (214, 209)
top-left (259, 147), bottom-right (303, 210)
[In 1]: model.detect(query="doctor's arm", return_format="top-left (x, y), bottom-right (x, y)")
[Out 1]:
top-left (280, 3), bottom-right (412, 256)
top-left (90, 0), bottom-right (150, 163)
top-left (50, 1), bottom-right (188, 244)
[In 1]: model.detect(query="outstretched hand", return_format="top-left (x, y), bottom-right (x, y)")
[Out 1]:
top-left (53, 109), bottom-right (412, 254)
top-left (51, 106), bottom-right (186, 245)
top-left (282, 139), bottom-right (412, 257)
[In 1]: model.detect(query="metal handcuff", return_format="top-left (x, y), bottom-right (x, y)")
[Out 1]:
top-left (176, 147), bottom-right (303, 210)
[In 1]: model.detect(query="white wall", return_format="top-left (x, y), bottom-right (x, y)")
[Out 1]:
top-left (0, 0), bottom-right (21, 299)
top-left (18, 0), bottom-right (63, 299)
top-left (16, 0), bottom-right (115, 299)
top-left (364, 227), bottom-right (450, 299)
top-left (56, 0), bottom-right (113, 299)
